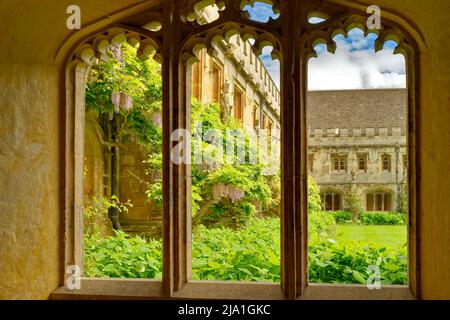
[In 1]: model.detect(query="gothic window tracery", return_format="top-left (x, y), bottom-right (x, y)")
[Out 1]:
top-left (63, 0), bottom-right (420, 299)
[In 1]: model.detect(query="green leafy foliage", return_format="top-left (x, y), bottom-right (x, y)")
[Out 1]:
top-left (330, 210), bottom-right (353, 224)
top-left (308, 177), bottom-right (337, 239)
top-left (309, 239), bottom-right (407, 285)
top-left (84, 231), bottom-right (162, 279)
top-left (309, 211), bottom-right (336, 239)
top-left (85, 42), bottom-right (162, 148)
top-left (192, 218), bottom-right (281, 281)
top-left (188, 99), bottom-right (277, 226)
top-left (347, 190), bottom-right (363, 221)
top-left (145, 182), bottom-right (163, 209)
top-left (84, 218), bottom-right (407, 285)
top-left (359, 212), bottom-right (406, 226)
top-left (84, 196), bottom-right (132, 237)
top-left (83, 42), bottom-right (407, 286)
top-left (308, 176), bottom-right (322, 214)
top-left (329, 211), bottom-right (406, 226)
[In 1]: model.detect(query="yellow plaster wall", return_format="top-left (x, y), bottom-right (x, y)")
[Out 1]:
top-left (0, 0), bottom-right (147, 300)
top-left (0, 0), bottom-right (448, 299)
top-left (0, 63), bottom-right (62, 299)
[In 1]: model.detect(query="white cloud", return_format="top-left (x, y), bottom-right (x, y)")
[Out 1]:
top-left (308, 33), bottom-right (406, 90)
top-left (259, 31), bottom-right (405, 91)
top-left (257, 25), bottom-right (405, 91)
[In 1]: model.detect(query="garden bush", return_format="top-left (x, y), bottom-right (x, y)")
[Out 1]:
top-left (84, 231), bottom-right (163, 279)
top-left (309, 211), bottom-right (336, 238)
top-left (329, 211), bottom-right (352, 224)
top-left (192, 218), bottom-right (281, 282)
top-left (359, 212), bottom-right (405, 225)
top-left (309, 239), bottom-right (407, 285)
top-left (84, 218), bottom-right (407, 285)
top-left (329, 211), bottom-right (406, 225)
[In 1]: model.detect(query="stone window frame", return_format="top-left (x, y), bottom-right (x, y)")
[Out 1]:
top-left (366, 192), bottom-right (393, 212)
top-left (307, 154), bottom-right (314, 173)
top-left (233, 83), bottom-right (245, 122)
top-left (403, 154), bottom-right (408, 173)
top-left (331, 154), bottom-right (348, 174)
top-left (252, 104), bottom-right (260, 130)
top-left (210, 59), bottom-right (224, 103)
top-left (55, 0), bottom-right (424, 300)
top-left (382, 154), bottom-right (392, 172)
top-left (357, 153), bottom-right (368, 173)
top-left (321, 192), bottom-right (342, 211)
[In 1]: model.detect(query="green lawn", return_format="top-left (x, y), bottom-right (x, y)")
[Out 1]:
top-left (336, 225), bottom-right (407, 248)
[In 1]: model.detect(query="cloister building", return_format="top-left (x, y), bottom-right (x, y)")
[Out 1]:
top-left (307, 89), bottom-right (407, 213)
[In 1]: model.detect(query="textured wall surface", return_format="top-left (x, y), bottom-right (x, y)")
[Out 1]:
top-left (0, 0), bottom-right (146, 300)
top-left (193, 43), bottom-right (280, 132)
top-left (0, 0), bottom-right (449, 299)
top-left (307, 89), bottom-right (407, 131)
top-left (0, 63), bottom-right (61, 299)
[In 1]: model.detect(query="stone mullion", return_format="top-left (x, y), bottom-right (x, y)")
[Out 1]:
top-left (279, 0), bottom-right (298, 300)
top-left (64, 61), bottom-right (78, 282)
top-left (295, 4), bottom-right (313, 298)
top-left (72, 61), bottom-right (89, 277)
top-left (161, 0), bottom-right (177, 297)
top-left (166, 2), bottom-right (192, 294)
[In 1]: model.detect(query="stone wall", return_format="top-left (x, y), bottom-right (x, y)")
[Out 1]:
top-left (307, 89), bottom-right (407, 212)
top-left (192, 37), bottom-right (280, 135)
top-left (119, 141), bottom-right (163, 238)
top-left (307, 89), bottom-right (407, 132)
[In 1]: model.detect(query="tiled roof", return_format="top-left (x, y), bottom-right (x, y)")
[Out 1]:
top-left (307, 89), bottom-right (407, 130)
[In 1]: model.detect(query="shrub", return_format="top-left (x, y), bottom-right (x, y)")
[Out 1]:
top-left (84, 231), bottom-right (162, 279)
top-left (308, 177), bottom-right (322, 215)
top-left (309, 211), bottom-right (336, 239)
top-left (329, 211), bottom-right (352, 224)
top-left (84, 196), bottom-right (132, 236)
top-left (309, 239), bottom-right (407, 285)
top-left (307, 177), bottom-right (337, 238)
top-left (359, 212), bottom-right (405, 225)
top-left (329, 211), bottom-right (406, 225)
top-left (347, 190), bottom-right (363, 222)
top-left (84, 218), bottom-right (407, 285)
top-left (192, 218), bottom-right (281, 282)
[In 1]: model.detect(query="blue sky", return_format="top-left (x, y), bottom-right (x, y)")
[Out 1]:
top-left (309, 29), bottom-right (405, 90)
top-left (243, 3), bottom-right (406, 90)
top-left (243, 2), bottom-right (279, 23)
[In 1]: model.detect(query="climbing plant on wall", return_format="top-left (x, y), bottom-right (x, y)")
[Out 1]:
top-left (85, 42), bottom-right (163, 148)
top-left (86, 42), bottom-right (278, 231)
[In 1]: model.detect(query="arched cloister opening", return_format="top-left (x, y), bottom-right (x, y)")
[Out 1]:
top-left (62, 0), bottom-right (422, 300)
top-left (320, 188), bottom-right (344, 211)
top-left (301, 6), bottom-right (417, 293)
top-left (366, 191), bottom-right (393, 212)
top-left (64, 22), bottom-right (164, 280)
top-left (178, 1), bottom-right (283, 285)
